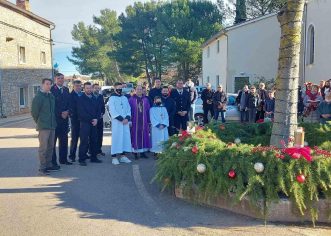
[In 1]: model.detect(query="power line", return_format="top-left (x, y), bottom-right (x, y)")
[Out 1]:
top-left (0, 20), bottom-right (51, 42)
top-left (53, 41), bottom-right (80, 46)
top-left (0, 21), bottom-right (80, 46)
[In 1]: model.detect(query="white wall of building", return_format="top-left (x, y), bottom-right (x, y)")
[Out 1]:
top-left (226, 14), bottom-right (280, 93)
top-left (202, 35), bottom-right (227, 89)
top-left (202, 0), bottom-right (331, 94)
top-left (304, 0), bottom-right (331, 83)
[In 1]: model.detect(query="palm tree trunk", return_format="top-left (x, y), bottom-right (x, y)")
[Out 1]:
top-left (270, 0), bottom-right (305, 147)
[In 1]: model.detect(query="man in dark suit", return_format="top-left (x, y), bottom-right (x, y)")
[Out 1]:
top-left (171, 80), bottom-right (191, 132)
top-left (77, 82), bottom-right (102, 166)
top-left (148, 78), bottom-right (162, 105)
top-left (68, 80), bottom-right (82, 162)
top-left (51, 73), bottom-right (72, 167)
top-left (161, 86), bottom-right (176, 136)
top-left (93, 84), bottom-right (105, 156)
top-left (201, 83), bottom-right (215, 124)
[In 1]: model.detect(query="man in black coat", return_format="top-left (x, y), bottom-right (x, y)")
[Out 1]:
top-left (236, 85), bottom-right (249, 123)
top-left (93, 84), bottom-right (105, 156)
top-left (77, 82), bottom-right (102, 166)
top-left (50, 73), bottom-right (72, 167)
top-left (201, 83), bottom-right (215, 124)
top-left (161, 86), bottom-right (176, 136)
top-left (148, 78), bottom-right (162, 105)
top-left (171, 80), bottom-right (191, 132)
top-left (68, 80), bottom-right (82, 162)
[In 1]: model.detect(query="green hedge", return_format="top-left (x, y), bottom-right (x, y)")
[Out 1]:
top-left (207, 122), bottom-right (331, 150)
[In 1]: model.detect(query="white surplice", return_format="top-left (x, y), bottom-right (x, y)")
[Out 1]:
top-left (150, 106), bottom-right (169, 153)
top-left (109, 95), bottom-right (132, 155)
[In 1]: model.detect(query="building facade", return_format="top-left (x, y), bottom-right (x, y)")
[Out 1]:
top-left (0, 0), bottom-right (54, 117)
top-left (202, 1), bottom-right (331, 93)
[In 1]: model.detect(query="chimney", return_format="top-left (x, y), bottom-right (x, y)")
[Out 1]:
top-left (16, 0), bottom-right (30, 11)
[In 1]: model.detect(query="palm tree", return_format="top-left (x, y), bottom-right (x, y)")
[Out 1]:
top-left (270, 0), bottom-right (306, 147)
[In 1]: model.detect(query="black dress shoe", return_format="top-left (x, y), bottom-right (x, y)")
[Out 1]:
top-left (46, 166), bottom-right (61, 172)
top-left (141, 152), bottom-right (149, 159)
top-left (79, 161), bottom-right (87, 166)
top-left (38, 169), bottom-right (50, 176)
top-left (60, 161), bottom-right (73, 165)
top-left (134, 153), bottom-right (139, 160)
top-left (69, 156), bottom-right (76, 162)
top-left (51, 165), bottom-right (61, 170)
top-left (90, 158), bottom-right (102, 163)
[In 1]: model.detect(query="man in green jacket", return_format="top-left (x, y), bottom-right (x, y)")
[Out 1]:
top-left (31, 78), bottom-right (58, 175)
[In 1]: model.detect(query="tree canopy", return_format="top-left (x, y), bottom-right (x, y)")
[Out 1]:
top-left (69, 0), bottom-right (224, 84)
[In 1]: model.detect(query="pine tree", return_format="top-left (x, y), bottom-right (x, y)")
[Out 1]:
top-left (235, 0), bottom-right (247, 24)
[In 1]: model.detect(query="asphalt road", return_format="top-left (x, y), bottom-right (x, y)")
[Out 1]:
top-left (0, 119), bottom-right (330, 236)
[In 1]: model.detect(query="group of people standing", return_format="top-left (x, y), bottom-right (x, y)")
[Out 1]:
top-left (299, 80), bottom-right (331, 124)
top-left (234, 79), bottom-right (331, 124)
top-left (31, 75), bottom-right (199, 175)
top-left (109, 78), bottom-right (198, 164)
top-left (235, 83), bottom-right (275, 123)
top-left (200, 83), bottom-right (228, 124)
top-left (32, 73), bottom-right (105, 175)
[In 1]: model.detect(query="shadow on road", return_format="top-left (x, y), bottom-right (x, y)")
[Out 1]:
top-left (1, 120), bottom-right (328, 232)
top-left (0, 145), bottom-right (265, 230)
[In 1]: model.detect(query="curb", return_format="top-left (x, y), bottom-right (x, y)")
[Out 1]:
top-left (0, 117), bottom-right (32, 127)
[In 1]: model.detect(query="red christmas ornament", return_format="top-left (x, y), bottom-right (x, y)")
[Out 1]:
top-left (296, 174), bottom-right (305, 183)
top-left (196, 126), bottom-right (204, 131)
top-left (192, 146), bottom-right (199, 154)
top-left (227, 142), bottom-right (235, 148)
top-left (228, 169), bottom-right (236, 179)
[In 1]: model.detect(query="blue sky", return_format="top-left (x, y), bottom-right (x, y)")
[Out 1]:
top-left (10, 0), bottom-right (220, 75)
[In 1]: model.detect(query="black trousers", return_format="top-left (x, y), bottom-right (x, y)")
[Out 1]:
top-left (96, 118), bottom-right (104, 154)
top-left (69, 119), bottom-right (80, 160)
top-left (52, 121), bottom-right (69, 165)
top-left (79, 122), bottom-right (97, 162)
top-left (174, 113), bottom-right (188, 132)
top-left (203, 105), bottom-right (214, 123)
top-left (168, 118), bottom-right (176, 136)
top-left (256, 110), bottom-right (265, 122)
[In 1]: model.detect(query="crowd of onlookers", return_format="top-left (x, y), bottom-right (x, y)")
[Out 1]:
top-left (233, 79), bottom-right (331, 124)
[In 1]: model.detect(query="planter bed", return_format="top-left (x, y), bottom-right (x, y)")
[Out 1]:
top-left (175, 184), bottom-right (331, 223)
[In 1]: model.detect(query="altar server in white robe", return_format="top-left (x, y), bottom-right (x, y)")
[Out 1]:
top-left (150, 96), bottom-right (169, 156)
top-left (109, 82), bottom-right (132, 165)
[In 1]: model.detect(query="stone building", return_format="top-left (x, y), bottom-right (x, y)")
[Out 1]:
top-left (0, 0), bottom-right (55, 117)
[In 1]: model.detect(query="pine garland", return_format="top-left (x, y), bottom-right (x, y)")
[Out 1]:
top-left (154, 125), bottom-right (331, 226)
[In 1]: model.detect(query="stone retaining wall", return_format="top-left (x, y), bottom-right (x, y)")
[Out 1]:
top-left (175, 185), bottom-right (331, 223)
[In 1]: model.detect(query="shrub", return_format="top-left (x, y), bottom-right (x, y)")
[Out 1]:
top-left (207, 122), bottom-right (331, 150)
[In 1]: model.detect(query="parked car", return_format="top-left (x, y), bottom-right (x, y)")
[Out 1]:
top-left (194, 93), bottom-right (240, 122)
top-left (122, 82), bottom-right (134, 95)
top-left (195, 86), bottom-right (206, 95)
top-left (101, 86), bottom-right (114, 97)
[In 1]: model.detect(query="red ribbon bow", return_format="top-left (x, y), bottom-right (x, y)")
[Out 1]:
top-left (283, 146), bottom-right (312, 162)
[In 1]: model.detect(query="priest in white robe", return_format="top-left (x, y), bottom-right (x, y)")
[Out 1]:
top-left (108, 82), bottom-right (132, 165)
top-left (150, 96), bottom-right (169, 156)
